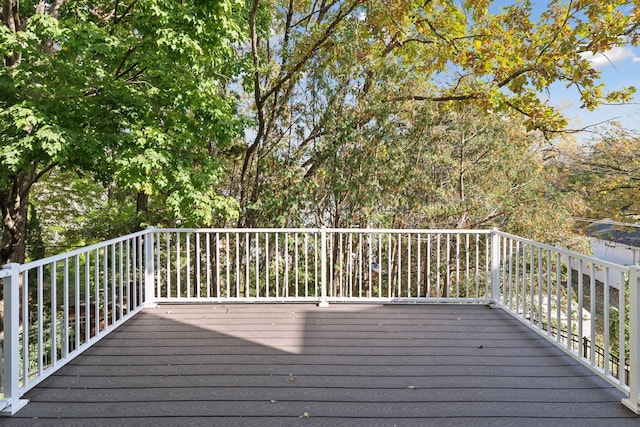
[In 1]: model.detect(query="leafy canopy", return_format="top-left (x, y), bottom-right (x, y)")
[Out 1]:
top-left (1, 0), bottom-right (245, 225)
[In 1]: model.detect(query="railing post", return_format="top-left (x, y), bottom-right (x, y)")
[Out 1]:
top-left (319, 227), bottom-right (329, 307)
top-left (144, 226), bottom-right (156, 307)
top-left (1, 263), bottom-right (29, 415)
top-left (622, 265), bottom-right (640, 414)
top-left (490, 228), bottom-right (501, 305)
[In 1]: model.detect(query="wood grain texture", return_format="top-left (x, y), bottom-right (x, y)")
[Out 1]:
top-left (2, 303), bottom-right (639, 426)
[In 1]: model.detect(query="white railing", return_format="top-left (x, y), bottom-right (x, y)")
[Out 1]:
top-left (0, 230), bottom-right (151, 414)
top-left (1, 227), bottom-right (638, 415)
top-left (151, 228), bottom-right (493, 304)
top-left (325, 229), bottom-right (492, 303)
top-left (152, 228), bottom-right (323, 303)
top-left (495, 231), bottom-right (639, 414)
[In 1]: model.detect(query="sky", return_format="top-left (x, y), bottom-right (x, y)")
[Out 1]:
top-left (551, 46), bottom-right (640, 139)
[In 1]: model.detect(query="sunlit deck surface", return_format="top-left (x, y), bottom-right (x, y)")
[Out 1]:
top-left (3, 304), bottom-right (640, 426)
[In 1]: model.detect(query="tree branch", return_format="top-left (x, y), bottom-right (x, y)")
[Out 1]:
top-left (48, 0), bottom-right (65, 19)
top-left (238, 0), bottom-right (266, 224)
top-left (496, 66), bottom-right (537, 88)
top-left (259, 0), bottom-right (360, 105)
top-left (542, 117), bottom-right (620, 134)
top-left (113, 0), bottom-right (139, 26)
top-left (125, 66), bottom-right (147, 83)
top-left (381, 36), bottom-right (434, 57)
top-left (389, 93), bottom-right (481, 102)
top-left (114, 46), bottom-right (138, 78)
top-left (293, 0), bottom-right (340, 28)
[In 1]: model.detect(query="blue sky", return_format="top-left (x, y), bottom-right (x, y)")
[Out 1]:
top-left (551, 46), bottom-right (640, 137)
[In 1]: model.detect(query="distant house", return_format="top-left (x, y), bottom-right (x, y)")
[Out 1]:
top-left (586, 221), bottom-right (640, 266)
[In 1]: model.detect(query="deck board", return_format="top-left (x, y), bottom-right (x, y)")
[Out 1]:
top-left (2, 303), bottom-right (639, 426)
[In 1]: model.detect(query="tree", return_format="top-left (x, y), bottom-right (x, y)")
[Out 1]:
top-left (235, 0), bottom-right (640, 228)
top-left (27, 168), bottom-right (137, 256)
top-left (565, 125), bottom-right (640, 223)
top-left (300, 100), bottom-right (584, 244)
top-left (1, 0), bottom-right (245, 265)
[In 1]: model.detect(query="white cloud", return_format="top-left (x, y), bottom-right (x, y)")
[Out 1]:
top-left (580, 46), bottom-right (638, 68)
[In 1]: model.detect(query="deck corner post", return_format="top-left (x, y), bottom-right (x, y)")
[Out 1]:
top-left (319, 227), bottom-right (329, 307)
top-left (622, 265), bottom-right (640, 415)
top-left (1, 263), bottom-right (29, 416)
top-left (490, 228), bottom-right (501, 305)
top-left (144, 226), bottom-right (156, 307)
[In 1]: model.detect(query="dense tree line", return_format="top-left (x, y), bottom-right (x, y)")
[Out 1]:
top-left (2, 0), bottom-right (640, 266)
top-left (564, 125), bottom-right (640, 225)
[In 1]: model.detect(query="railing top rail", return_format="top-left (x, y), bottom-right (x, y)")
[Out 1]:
top-left (0, 268), bottom-right (10, 278)
top-left (326, 228), bottom-right (492, 235)
top-left (18, 229), bottom-right (150, 271)
top-left (156, 227), bottom-right (323, 234)
top-left (497, 230), bottom-right (633, 272)
top-left (154, 227), bottom-right (493, 235)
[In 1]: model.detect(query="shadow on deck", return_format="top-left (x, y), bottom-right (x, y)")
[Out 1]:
top-left (2, 304), bottom-right (639, 426)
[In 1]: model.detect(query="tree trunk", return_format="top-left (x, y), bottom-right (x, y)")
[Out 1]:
top-left (456, 134), bottom-right (467, 229)
top-left (136, 191), bottom-right (149, 230)
top-left (0, 172), bottom-right (33, 335)
top-left (2, 0), bottom-right (22, 67)
top-left (0, 172), bottom-right (32, 266)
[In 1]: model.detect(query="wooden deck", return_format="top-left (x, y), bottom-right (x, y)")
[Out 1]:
top-left (2, 303), bottom-right (639, 426)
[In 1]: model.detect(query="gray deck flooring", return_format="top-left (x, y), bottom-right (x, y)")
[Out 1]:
top-left (2, 303), bottom-right (639, 426)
